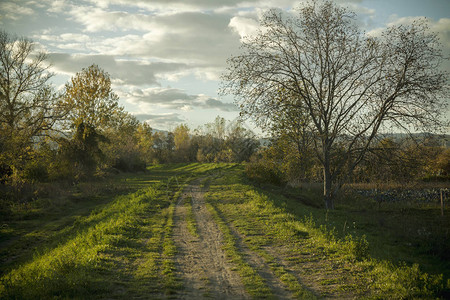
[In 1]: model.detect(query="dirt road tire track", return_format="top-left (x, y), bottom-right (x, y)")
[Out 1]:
top-left (173, 180), bottom-right (249, 299)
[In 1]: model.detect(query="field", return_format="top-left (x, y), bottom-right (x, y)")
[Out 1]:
top-left (0, 163), bottom-right (449, 299)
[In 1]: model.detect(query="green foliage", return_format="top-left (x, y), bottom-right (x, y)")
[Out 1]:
top-left (245, 160), bottom-right (284, 185)
top-left (368, 262), bottom-right (444, 299)
top-left (63, 64), bottom-right (121, 130)
top-left (346, 235), bottom-right (370, 261)
top-left (207, 164), bottom-right (445, 298)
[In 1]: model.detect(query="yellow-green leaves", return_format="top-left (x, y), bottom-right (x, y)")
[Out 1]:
top-left (64, 64), bottom-right (121, 130)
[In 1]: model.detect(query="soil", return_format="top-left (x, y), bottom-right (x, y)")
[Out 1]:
top-left (172, 178), bottom-right (353, 299)
top-left (173, 179), bottom-right (249, 299)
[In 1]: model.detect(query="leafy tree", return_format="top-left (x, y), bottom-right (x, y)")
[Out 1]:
top-left (135, 122), bottom-right (154, 165)
top-left (61, 64), bottom-right (122, 177)
top-left (222, 1), bottom-right (448, 208)
top-left (173, 124), bottom-right (191, 162)
top-left (0, 30), bottom-right (64, 181)
top-left (226, 120), bottom-right (259, 162)
top-left (64, 64), bottom-right (121, 130)
top-left (102, 111), bottom-right (146, 172)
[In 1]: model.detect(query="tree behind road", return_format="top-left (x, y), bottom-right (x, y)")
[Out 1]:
top-left (222, 0), bottom-right (449, 209)
top-left (0, 30), bottom-right (63, 181)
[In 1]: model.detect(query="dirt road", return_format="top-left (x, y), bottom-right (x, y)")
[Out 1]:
top-left (173, 179), bottom-right (298, 299)
top-left (173, 180), bottom-right (249, 299)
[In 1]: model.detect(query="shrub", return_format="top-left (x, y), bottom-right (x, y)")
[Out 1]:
top-left (353, 235), bottom-right (370, 261)
top-left (22, 161), bottom-right (49, 182)
top-left (245, 161), bottom-right (284, 185)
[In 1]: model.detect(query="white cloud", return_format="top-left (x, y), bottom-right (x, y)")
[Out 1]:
top-left (47, 0), bottom-right (69, 13)
top-left (229, 16), bottom-right (260, 40)
top-left (433, 18), bottom-right (450, 49)
top-left (69, 6), bottom-right (155, 32)
top-left (0, 1), bottom-right (34, 21)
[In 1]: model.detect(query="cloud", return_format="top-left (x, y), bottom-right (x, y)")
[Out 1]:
top-left (69, 6), bottom-right (155, 32)
top-left (367, 16), bottom-right (450, 51)
top-left (133, 112), bottom-right (184, 129)
top-left (125, 87), bottom-right (238, 111)
top-left (229, 16), bottom-right (260, 40)
top-left (0, 1), bottom-right (35, 21)
top-left (47, 53), bottom-right (189, 86)
top-left (56, 9), bottom-right (243, 79)
top-left (432, 18), bottom-right (450, 49)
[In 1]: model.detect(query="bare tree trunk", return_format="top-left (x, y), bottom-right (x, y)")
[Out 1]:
top-left (323, 159), bottom-right (334, 210)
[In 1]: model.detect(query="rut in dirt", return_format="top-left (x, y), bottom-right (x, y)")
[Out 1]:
top-left (173, 180), bottom-right (249, 299)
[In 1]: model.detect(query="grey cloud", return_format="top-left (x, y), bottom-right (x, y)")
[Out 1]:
top-left (133, 113), bottom-right (184, 129)
top-left (47, 53), bottom-right (189, 86)
top-left (146, 12), bottom-right (242, 69)
top-left (128, 88), bottom-right (238, 112)
top-left (64, 9), bottom-right (242, 68)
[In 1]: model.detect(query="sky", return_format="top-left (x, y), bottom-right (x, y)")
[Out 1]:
top-left (1, 0), bottom-right (449, 133)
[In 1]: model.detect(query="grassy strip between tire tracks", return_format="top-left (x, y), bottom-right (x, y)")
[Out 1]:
top-left (205, 199), bottom-right (273, 298)
top-left (184, 196), bottom-right (200, 238)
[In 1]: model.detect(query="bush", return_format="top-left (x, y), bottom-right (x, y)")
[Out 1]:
top-left (112, 156), bottom-right (146, 172)
top-left (353, 235), bottom-right (370, 261)
top-left (22, 161), bottom-right (49, 182)
top-left (245, 161), bottom-right (284, 185)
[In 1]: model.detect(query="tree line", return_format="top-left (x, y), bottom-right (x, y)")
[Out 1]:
top-left (1, 0), bottom-right (449, 209)
top-left (247, 133), bottom-right (449, 186)
top-left (0, 30), bottom-right (258, 202)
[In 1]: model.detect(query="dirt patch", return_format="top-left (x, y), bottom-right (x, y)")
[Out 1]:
top-left (173, 180), bottom-right (249, 299)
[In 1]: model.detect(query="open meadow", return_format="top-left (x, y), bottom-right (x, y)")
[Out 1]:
top-left (1, 163), bottom-right (448, 299)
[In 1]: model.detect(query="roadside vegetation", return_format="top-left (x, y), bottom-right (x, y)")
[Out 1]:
top-left (1, 163), bottom-right (449, 298)
top-left (0, 163), bottom-right (219, 298)
top-left (205, 165), bottom-right (449, 298)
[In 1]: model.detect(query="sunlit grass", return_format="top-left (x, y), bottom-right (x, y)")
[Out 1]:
top-left (205, 165), bottom-right (446, 299)
top-left (1, 162), bottom-right (446, 298)
top-left (0, 163), bottom-right (223, 299)
top-left (205, 201), bottom-right (273, 298)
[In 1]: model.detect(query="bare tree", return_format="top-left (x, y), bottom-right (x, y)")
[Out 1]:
top-left (221, 1), bottom-right (448, 209)
top-left (0, 30), bottom-right (63, 172)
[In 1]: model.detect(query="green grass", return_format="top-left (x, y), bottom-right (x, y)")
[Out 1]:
top-left (184, 196), bottom-right (199, 238)
top-left (204, 164), bottom-right (447, 299)
top-left (1, 162), bottom-right (447, 299)
top-left (206, 200), bottom-right (273, 298)
top-left (0, 163), bottom-right (225, 299)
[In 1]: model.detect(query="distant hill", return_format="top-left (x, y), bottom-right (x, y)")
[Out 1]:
top-left (381, 133), bottom-right (450, 147)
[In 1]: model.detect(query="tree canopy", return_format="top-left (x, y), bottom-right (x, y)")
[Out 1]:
top-left (222, 0), bottom-right (449, 208)
top-left (0, 30), bottom-right (64, 176)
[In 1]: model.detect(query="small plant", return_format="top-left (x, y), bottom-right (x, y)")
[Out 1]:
top-left (352, 235), bottom-right (370, 261)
